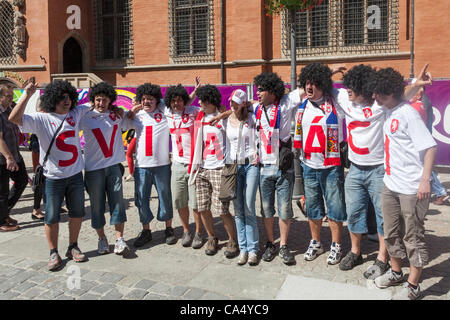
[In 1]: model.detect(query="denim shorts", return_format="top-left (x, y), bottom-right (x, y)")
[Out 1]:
top-left (259, 164), bottom-right (294, 220)
top-left (85, 164), bottom-right (127, 230)
top-left (171, 161), bottom-right (198, 210)
top-left (344, 163), bottom-right (384, 235)
top-left (44, 172), bottom-right (85, 225)
top-left (302, 163), bottom-right (346, 222)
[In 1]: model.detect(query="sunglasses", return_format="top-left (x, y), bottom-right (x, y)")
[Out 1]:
top-left (257, 87), bottom-right (267, 92)
top-left (59, 95), bottom-right (71, 101)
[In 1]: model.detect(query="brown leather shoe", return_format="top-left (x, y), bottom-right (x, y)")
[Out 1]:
top-left (205, 237), bottom-right (218, 256)
top-left (224, 238), bottom-right (239, 258)
top-left (5, 217), bottom-right (18, 226)
top-left (0, 223), bottom-right (20, 232)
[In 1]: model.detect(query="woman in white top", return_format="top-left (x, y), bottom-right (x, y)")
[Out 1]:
top-left (225, 89), bottom-right (259, 266)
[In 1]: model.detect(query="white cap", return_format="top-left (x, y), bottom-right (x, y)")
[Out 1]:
top-left (229, 89), bottom-right (247, 105)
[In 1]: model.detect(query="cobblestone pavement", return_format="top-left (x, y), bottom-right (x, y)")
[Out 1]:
top-left (1, 150), bottom-right (449, 300)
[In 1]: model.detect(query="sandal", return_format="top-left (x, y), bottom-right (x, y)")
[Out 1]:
top-left (433, 195), bottom-right (449, 205)
top-left (296, 195), bottom-right (307, 217)
top-left (5, 217), bottom-right (18, 226)
top-left (31, 213), bottom-right (45, 220)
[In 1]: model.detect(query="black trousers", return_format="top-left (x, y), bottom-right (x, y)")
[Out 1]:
top-left (0, 160), bottom-right (28, 224)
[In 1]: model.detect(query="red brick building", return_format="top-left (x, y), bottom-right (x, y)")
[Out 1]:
top-left (1, 0), bottom-right (449, 87)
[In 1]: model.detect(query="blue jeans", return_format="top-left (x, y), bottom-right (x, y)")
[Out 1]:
top-left (85, 164), bottom-right (127, 230)
top-left (134, 165), bottom-right (173, 225)
top-left (44, 172), bottom-right (85, 225)
top-left (344, 163), bottom-right (384, 235)
top-left (431, 171), bottom-right (447, 197)
top-left (233, 164), bottom-right (260, 254)
top-left (259, 164), bottom-right (294, 220)
top-left (302, 163), bottom-right (346, 222)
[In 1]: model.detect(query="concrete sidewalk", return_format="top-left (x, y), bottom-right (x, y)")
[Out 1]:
top-left (1, 150), bottom-right (449, 300)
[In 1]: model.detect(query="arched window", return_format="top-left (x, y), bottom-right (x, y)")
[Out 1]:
top-left (0, 0), bottom-right (15, 64)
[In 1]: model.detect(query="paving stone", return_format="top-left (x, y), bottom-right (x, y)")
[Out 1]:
top-left (170, 285), bottom-right (189, 297)
top-left (15, 259), bottom-right (37, 269)
top-left (183, 288), bottom-right (206, 300)
top-left (56, 294), bottom-right (76, 300)
top-left (65, 280), bottom-right (98, 297)
top-left (1, 257), bottom-right (25, 266)
top-left (90, 283), bottom-right (116, 295)
top-left (0, 268), bottom-right (23, 278)
top-left (124, 289), bottom-right (148, 300)
top-left (134, 279), bottom-right (156, 290)
top-left (38, 289), bottom-right (65, 299)
top-left (0, 281), bottom-right (16, 293)
top-left (148, 282), bottom-right (172, 295)
top-left (0, 290), bottom-right (20, 300)
top-left (78, 293), bottom-right (101, 300)
top-left (9, 271), bottom-right (35, 284)
top-left (199, 292), bottom-right (230, 300)
top-left (98, 272), bottom-right (125, 284)
top-left (21, 287), bottom-right (46, 299)
top-left (100, 288), bottom-right (123, 300)
top-left (29, 273), bottom-right (53, 284)
top-left (144, 293), bottom-right (166, 300)
top-left (29, 261), bottom-right (48, 271)
top-left (82, 270), bottom-right (106, 281)
top-left (13, 281), bottom-right (37, 293)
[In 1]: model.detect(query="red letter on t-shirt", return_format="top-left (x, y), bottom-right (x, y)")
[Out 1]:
top-left (348, 121), bottom-right (370, 155)
top-left (56, 131), bottom-right (78, 167)
top-left (145, 126), bottom-right (153, 157)
top-left (304, 116), bottom-right (325, 159)
top-left (203, 133), bottom-right (224, 160)
top-left (92, 124), bottom-right (118, 158)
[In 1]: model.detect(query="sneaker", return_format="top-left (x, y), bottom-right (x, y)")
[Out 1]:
top-left (65, 246), bottom-right (87, 262)
top-left (339, 251), bottom-right (363, 271)
top-left (124, 175), bottom-right (134, 182)
top-left (327, 242), bottom-right (342, 265)
top-left (262, 242), bottom-right (277, 262)
top-left (48, 252), bottom-right (62, 271)
top-left (165, 227), bottom-right (177, 245)
top-left (304, 239), bottom-right (324, 261)
top-left (363, 259), bottom-right (390, 280)
top-left (97, 237), bottom-right (110, 255)
top-left (279, 245), bottom-right (295, 265)
top-left (114, 237), bottom-right (129, 255)
top-left (374, 268), bottom-right (404, 288)
top-left (133, 229), bottom-right (152, 247)
top-left (205, 237), bottom-right (218, 256)
top-left (392, 282), bottom-right (421, 300)
top-left (192, 232), bottom-right (204, 249)
top-left (237, 252), bottom-right (248, 265)
top-left (224, 238), bottom-right (239, 258)
top-left (181, 231), bottom-right (192, 247)
top-left (248, 252), bottom-right (258, 266)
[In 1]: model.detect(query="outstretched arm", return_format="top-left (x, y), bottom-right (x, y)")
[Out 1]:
top-left (405, 63), bottom-right (432, 100)
top-left (8, 81), bottom-right (38, 126)
top-left (187, 76), bottom-right (201, 106)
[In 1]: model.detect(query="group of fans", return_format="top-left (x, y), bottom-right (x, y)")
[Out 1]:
top-left (0, 61), bottom-right (444, 300)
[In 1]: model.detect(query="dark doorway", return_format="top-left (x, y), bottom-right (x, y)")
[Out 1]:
top-left (63, 37), bottom-right (83, 73)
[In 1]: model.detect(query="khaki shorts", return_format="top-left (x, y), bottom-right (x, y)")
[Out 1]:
top-left (171, 161), bottom-right (198, 210)
top-left (382, 185), bottom-right (429, 268)
top-left (195, 167), bottom-right (230, 216)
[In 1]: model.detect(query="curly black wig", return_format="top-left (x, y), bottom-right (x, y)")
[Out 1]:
top-left (370, 68), bottom-right (405, 100)
top-left (196, 84), bottom-right (222, 108)
top-left (253, 72), bottom-right (285, 102)
top-left (89, 82), bottom-right (117, 105)
top-left (40, 80), bottom-right (78, 113)
top-left (136, 83), bottom-right (162, 104)
top-left (164, 84), bottom-right (190, 108)
top-left (343, 64), bottom-right (377, 102)
top-left (298, 63), bottom-right (333, 96)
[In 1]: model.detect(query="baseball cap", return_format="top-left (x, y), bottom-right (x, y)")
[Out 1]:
top-left (229, 89), bottom-right (247, 105)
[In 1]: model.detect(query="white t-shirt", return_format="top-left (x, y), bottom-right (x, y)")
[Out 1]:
top-left (225, 113), bottom-right (257, 163)
top-left (165, 105), bottom-right (200, 164)
top-left (200, 112), bottom-right (227, 169)
top-left (297, 96), bottom-right (345, 169)
top-left (21, 105), bottom-right (90, 179)
top-left (124, 107), bottom-right (170, 168)
top-left (80, 109), bottom-right (131, 171)
top-left (383, 102), bottom-right (436, 194)
top-left (253, 89), bottom-right (302, 165)
top-left (334, 88), bottom-right (386, 166)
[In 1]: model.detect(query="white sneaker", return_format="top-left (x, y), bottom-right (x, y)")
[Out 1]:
top-left (327, 242), bottom-right (342, 265)
top-left (124, 175), bottom-right (133, 182)
top-left (98, 237), bottom-right (110, 255)
top-left (374, 268), bottom-right (404, 288)
top-left (237, 252), bottom-right (248, 265)
top-left (304, 239), bottom-right (324, 261)
top-left (392, 282), bottom-right (421, 300)
top-left (114, 237), bottom-right (129, 255)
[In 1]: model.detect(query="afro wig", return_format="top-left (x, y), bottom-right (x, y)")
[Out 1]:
top-left (40, 80), bottom-right (78, 113)
top-left (370, 68), bottom-right (405, 100)
top-left (136, 83), bottom-right (162, 104)
top-left (164, 84), bottom-right (190, 109)
top-left (196, 84), bottom-right (222, 108)
top-left (298, 63), bottom-right (333, 96)
top-left (342, 64), bottom-right (377, 102)
top-left (253, 72), bottom-right (285, 102)
top-left (89, 82), bottom-right (117, 105)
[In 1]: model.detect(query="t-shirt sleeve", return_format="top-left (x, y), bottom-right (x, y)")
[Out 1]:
top-left (76, 104), bottom-right (91, 118)
top-left (121, 116), bottom-right (136, 131)
top-left (405, 107), bottom-right (437, 152)
top-left (20, 113), bottom-right (40, 134)
top-left (333, 88), bottom-right (348, 119)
